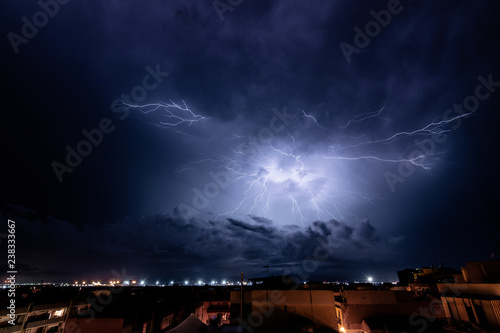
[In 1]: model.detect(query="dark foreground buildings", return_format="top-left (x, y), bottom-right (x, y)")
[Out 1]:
top-left (1, 259), bottom-right (499, 333)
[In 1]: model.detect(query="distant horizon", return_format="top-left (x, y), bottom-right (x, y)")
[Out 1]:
top-left (4, 257), bottom-right (479, 285)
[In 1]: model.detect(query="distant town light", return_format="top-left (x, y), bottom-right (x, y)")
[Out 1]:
top-left (184, 280), bottom-right (189, 285)
top-left (367, 276), bottom-right (373, 283)
top-left (140, 280), bottom-right (145, 286)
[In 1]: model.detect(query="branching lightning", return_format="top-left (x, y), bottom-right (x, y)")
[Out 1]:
top-left (119, 100), bottom-right (209, 128)
top-left (323, 110), bottom-right (476, 172)
top-left (210, 133), bottom-right (361, 224)
top-left (341, 111), bottom-right (474, 149)
top-left (155, 101), bottom-right (473, 225)
top-left (339, 105), bottom-right (388, 129)
top-left (177, 158), bottom-right (216, 173)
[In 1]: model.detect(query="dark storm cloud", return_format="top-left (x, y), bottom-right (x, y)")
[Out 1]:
top-left (227, 218), bottom-right (275, 235)
top-left (2, 0), bottom-right (500, 282)
top-left (249, 215), bottom-right (274, 225)
top-left (2, 205), bottom-right (402, 282)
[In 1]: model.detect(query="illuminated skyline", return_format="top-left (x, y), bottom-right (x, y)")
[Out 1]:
top-left (1, 0), bottom-right (500, 283)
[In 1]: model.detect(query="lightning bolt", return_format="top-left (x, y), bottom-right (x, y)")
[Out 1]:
top-left (321, 110), bottom-right (475, 173)
top-left (341, 111), bottom-right (474, 149)
top-left (339, 105), bottom-right (388, 129)
top-left (174, 103), bottom-right (474, 225)
top-left (119, 100), bottom-right (209, 128)
top-left (302, 110), bottom-right (324, 128)
top-left (214, 133), bottom-right (361, 224)
top-left (176, 158), bottom-right (217, 173)
top-left (321, 151), bottom-right (433, 171)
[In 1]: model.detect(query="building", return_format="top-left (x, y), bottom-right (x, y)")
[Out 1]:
top-left (195, 301), bottom-right (230, 326)
top-left (462, 260), bottom-right (500, 283)
top-left (0, 285), bottom-right (188, 333)
top-left (335, 286), bottom-right (446, 333)
top-left (64, 317), bottom-right (133, 333)
top-left (397, 266), bottom-right (462, 285)
top-left (0, 302), bottom-right (70, 333)
top-left (230, 287), bottom-right (338, 332)
top-left (438, 260), bottom-right (500, 331)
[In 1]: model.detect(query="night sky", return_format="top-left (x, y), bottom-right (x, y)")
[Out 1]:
top-left (2, 0), bottom-right (500, 283)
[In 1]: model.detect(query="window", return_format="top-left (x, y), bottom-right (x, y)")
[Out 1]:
top-left (52, 309), bottom-right (64, 318)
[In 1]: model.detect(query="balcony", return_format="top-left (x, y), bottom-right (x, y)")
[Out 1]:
top-left (0, 325), bottom-right (22, 333)
top-left (25, 316), bottom-right (65, 329)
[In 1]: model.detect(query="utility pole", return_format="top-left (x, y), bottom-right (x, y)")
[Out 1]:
top-left (263, 265), bottom-right (270, 303)
top-left (309, 283), bottom-right (314, 322)
top-left (62, 300), bottom-right (72, 332)
top-left (20, 303), bottom-right (33, 332)
top-left (240, 272), bottom-right (244, 320)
